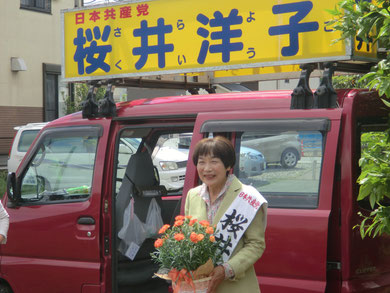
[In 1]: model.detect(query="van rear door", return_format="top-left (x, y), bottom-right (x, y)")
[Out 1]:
top-left (338, 91), bottom-right (390, 292)
top-left (184, 108), bottom-right (342, 293)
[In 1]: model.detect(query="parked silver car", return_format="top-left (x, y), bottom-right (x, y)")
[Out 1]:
top-left (242, 133), bottom-right (301, 168)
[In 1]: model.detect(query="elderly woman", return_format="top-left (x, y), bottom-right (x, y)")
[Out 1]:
top-left (0, 200), bottom-right (9, 244)
top-left (185, 136), bottom-right (267, 293)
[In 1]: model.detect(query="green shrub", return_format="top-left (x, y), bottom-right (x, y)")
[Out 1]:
top-left (64, 83), bottom-right (107, 115)
top-left (357, 131), bottom-right (390, 238)
top-left (332, 74), bottom-right (367, 89)
top-left (0, 170), bottom-right (7, 198)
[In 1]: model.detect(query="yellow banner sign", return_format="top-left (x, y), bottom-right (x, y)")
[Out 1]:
top-left (62, 0), bottom-right (371, 81)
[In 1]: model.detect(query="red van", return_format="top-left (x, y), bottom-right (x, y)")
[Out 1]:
top-left (2, 88), bottom-right (390, 293)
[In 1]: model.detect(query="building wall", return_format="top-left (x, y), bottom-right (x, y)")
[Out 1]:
top-left (0, 106), bottom-right (43, 155)
top-left (0, 0), bottom-right (75, 154)
top-left (258, 78), bottom-right (321, 91)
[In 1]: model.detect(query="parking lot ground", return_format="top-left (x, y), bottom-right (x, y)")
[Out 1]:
top-left (242, 156), bottom-right (322, 194)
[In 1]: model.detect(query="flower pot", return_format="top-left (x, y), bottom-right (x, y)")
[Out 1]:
top-left (172, 276), bottom-right (211, 293)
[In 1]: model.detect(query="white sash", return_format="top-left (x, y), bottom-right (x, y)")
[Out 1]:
top-left (215, 184), bottom-right (267, 262)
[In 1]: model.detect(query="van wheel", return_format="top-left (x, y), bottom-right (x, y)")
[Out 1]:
top-left (281, 148), bottom-right (299, 168)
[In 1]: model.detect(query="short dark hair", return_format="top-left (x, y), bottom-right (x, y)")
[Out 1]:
top-left (192, 136), bottom-right (235, 169)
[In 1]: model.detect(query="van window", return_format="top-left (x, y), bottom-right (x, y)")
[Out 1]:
top-left (19, 132), bottom-right (99, 203)
top-left (17, 130), bottom-right (40, 152)
top-left (236, 131), bottom-right (323, 208)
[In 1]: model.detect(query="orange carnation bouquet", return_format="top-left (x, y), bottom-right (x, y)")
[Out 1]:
top-left (151, 215), bottom-right (224, 292)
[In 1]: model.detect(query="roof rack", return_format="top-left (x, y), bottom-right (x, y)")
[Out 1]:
top-left (291, 61), bottom-right (367, 109)
top-left (82, 81), bottom-right (117, 119)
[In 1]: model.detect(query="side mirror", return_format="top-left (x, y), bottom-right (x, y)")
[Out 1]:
top-left (7, 172), bottom-right (20, 203)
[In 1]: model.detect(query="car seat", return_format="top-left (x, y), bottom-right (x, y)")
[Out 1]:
top-left (115, 151), bottom-right (169, 293)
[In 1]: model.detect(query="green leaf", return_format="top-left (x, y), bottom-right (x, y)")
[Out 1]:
top-left (372, 224), bottom-right (382, 238)
top-left (369, 194), bottom-right (377, 209)
top-left (379, 7), bottom-right (390, 17)
top-left (382, 99), bottom-right (390, 108)
top-left (365, 222), bottom-right (375, 237)
top-left (377, 26), bottom-right (390, 39)
top-left (326, 8), bottom-right (342, 16)
top-left (360, 217), bottom-right (368, 239)
top-left (358, 184), bottom-right (373, 200)
top-left (361, 72), bottom-right (377, 80)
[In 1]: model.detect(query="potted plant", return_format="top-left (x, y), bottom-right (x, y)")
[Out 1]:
top-left (151, 215), bottom-right (225, 293)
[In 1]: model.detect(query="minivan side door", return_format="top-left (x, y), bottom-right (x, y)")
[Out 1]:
top-left (2, 124), bottom-right (108, 293)
top-left (184, 108), bottom-right (342, 293)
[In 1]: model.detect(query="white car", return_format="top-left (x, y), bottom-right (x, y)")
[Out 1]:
top-left (239, 146), bottom-right (266, 177)
top-left (118, 138), bottom-right (187, 191)
top-left (7, 122), bottom-right (48, 173)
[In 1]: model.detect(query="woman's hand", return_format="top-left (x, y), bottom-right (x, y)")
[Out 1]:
top-left (207, 265), bottom-right (225, 293)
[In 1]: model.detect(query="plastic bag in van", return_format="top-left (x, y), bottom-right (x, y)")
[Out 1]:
top-left (118, 197), bottom-right (147, 260)
top-left (145, 198), bottom-right (164, 237)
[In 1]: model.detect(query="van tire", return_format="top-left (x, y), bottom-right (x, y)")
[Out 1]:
top-left (281, 148), bottom-right (299, 168)
top-left (0, 284), bottom-right (12, 293)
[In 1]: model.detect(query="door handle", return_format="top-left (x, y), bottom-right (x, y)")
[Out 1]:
top-left (77, 216), bottom-right (95, 225)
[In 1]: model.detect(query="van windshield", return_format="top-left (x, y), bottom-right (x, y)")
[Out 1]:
top-left (20, 131), bottom-right (99, 202)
